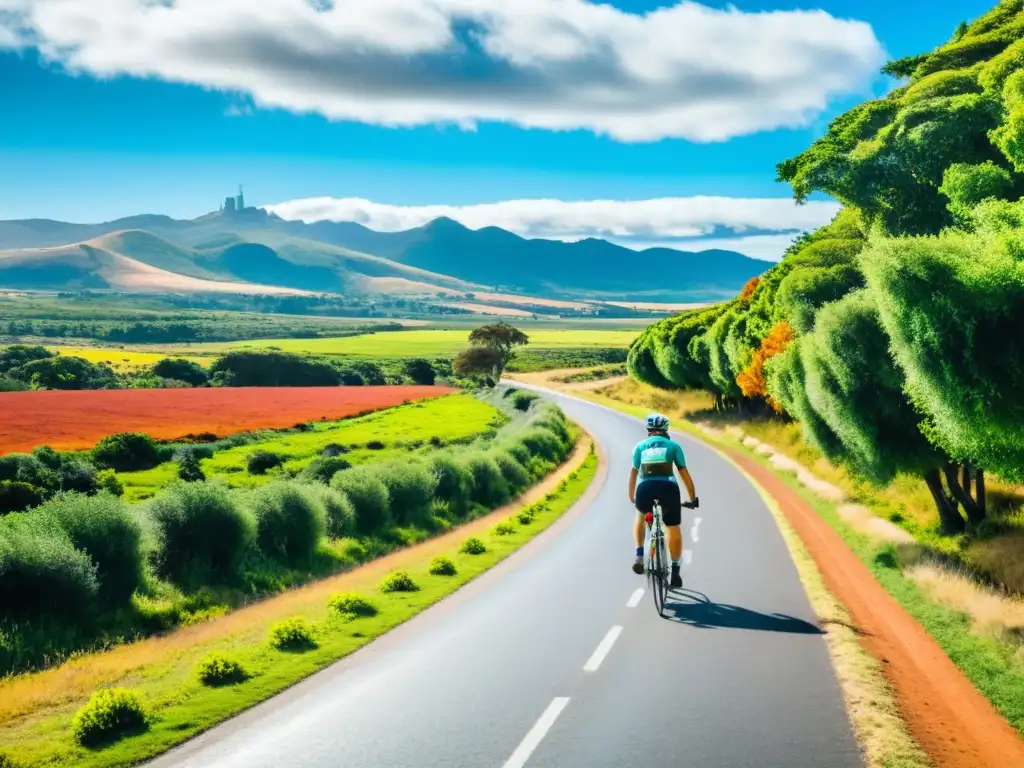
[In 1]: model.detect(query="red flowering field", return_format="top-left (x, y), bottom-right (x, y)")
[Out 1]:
top-left (0, 386), bottom-right (454, 453)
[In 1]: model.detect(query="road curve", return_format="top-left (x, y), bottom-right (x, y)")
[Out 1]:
top-left (145, 389), bottom-right (861, 768)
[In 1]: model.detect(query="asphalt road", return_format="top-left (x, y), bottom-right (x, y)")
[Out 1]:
top-left (146, 388), bottom-right (861, 768)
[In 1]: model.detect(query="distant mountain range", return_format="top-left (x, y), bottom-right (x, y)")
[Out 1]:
top-left (0, 205), bottom-right (769, 306)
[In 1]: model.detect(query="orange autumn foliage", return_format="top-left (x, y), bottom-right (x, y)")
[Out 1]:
top-left (738, 277), bottom-right (760, 303)
top-left (736, 321), bottom-right (795, 410)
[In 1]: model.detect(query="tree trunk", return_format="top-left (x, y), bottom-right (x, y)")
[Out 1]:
top-left (925, 467), bottom-right (966, 534)
top-left (962, 463), bottom-right (971, 499)
top-left (976, 469), bottom-right (986, 519)
top-left (943, 462), bottom-right (986, 526)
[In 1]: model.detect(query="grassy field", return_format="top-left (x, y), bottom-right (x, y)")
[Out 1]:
top-left (0, 445), bottom-right (597, 768)
top-left (117, 393), bottom-right (504, 501)
top-left (161, 329), bottom-right (638, 358)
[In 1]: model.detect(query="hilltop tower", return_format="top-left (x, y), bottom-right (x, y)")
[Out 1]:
top-left (236, 185), bottom-right (245, 211)
top-left (223, 195), bottom-right (237, 213)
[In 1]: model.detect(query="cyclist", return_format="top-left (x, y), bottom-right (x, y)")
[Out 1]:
top-left (628, 413), bottom-right (698, 588)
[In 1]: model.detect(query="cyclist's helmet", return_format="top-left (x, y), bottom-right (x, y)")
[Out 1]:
top-left (646, 413), bottom-right (670, 432)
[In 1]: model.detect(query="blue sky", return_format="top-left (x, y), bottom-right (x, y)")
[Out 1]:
top-left (0, 0), bottom-right (994, 258)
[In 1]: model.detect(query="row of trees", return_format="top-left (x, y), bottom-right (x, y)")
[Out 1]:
top-left (629, 1), bottom-right (1024, 534)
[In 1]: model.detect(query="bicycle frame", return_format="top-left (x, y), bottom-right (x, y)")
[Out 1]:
top-left (645, 500), bottom-right (669, 615)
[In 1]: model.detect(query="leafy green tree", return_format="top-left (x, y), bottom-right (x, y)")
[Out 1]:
top-left (861, 229), bottom-right (1024, 486)
top-left (0, 345), bottom-right (53, 375)
top-left (453, 345), bottom-right (504, 381)
top-left (210, 350), bottom-right (340, 387)
top-left (403, 358), bottom-right (436, 386)
top-left (467, 323), bottom-right (529, 377)
top-left (6, 355), bottom-right (118, 390)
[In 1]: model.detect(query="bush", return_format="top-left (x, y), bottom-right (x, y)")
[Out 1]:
top-left (250, 482), bottom-right (326, 565)
top-left (375, 461), bottom-right (438, 527)
top-left (174, 446), bottom-right (206, 482)
top-left (517, 510), bottom-right (535, 525)
top-left (0, 480), bottom-right (42, 515)
top-left (96, 469), bottom-right (124, 497)
top-left (91, 433), bottom-right (161, 472)
top-left (331, 467), bottom-right (391, 535)
top-left (493, 521), bottom-right (517, 536)
top-left (511, 391), bottom-right (539, 412)
top-left (303, 483), bottom-right (356, 538)
top-left (148, 482), bottom-right (255, 586)
top-left (461, 453), bottom-right (510, 508)
top-left (403, 358), bottom-right (436, 385)
top-left (380, 570), bottom-right (420, 593)
top-left (197, 653), bottom-right (249, 686)
top-left (268, 617), bottom-right (318, 650)
top-left (490, 450), bottom-right (531, 494)
top-left (37, 492), bottom-right (144, 604)
top-left (366, 440), bottom-right (386, 451)
top-left (428, 454), bottom-right (474, 517)
top-left (300, 455), bottom-right (351, 485)
top-left (460, 536), bottom-right (487, 555)
top-left (0, 511), bottom-right (99, 619)
top-left (152, 358), bottom-right (209, 387)
top-left (210, 350), bottom-right (341, 387)
top-left (517, 428), bottom-right (565, 463)
top-left (71, 688), bottom-right (149, 747)
top-left (321, 443), bottom-right (349, 457)
top-left (327, 592), bottom-right (378, 618)
top-left (429, 556), bottom-right (458, 576)
top-left (247, 451), bottom-right (284, 475)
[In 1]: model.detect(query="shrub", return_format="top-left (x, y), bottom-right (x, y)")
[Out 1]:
top-left (321, 443), bottom-right (349, 457)
top-left (250, 482), bottom-right (326, 565)
top-left (327, 592), bottom-right (378, 618)
top-left (493, 521), bottom-right (517, 536)
top-left (96, 469), bottom-right (124, 497)
top-left (174, 446), bottom-right (206, 482)
top-left (304, 483), bottom-right (356, 538)
top-left (197, 653), bottom-right (249, 686)
top-left (0, 511), bottom-right (99, 619)
top-left (490, 450), bottom-right (531, 494)
top-left (428, 454), bottom-right (474, 516)
top-left (366, 440), bottom-right (386, 451)
top-left (37, 492), bottom-right (144, 604)
top-left (429, 556), bottom-right (458, 576)
top-left (92, 433), bottom-right (160, 472)
top-left (331, 467), bottom-right (391, 535)
top-left (148, 482), bottom-right (255, 586)
top-left (380, 570), bottom-right (420, 593)
top-left (247, 451), bottom-right (284, 475)
top-left (300, 455), bottom-right (351, 485)
top-left (461, 453), bottom-right (510, 508)
top-left (0, 480), bottom-right (42, 515)
top-left (152, 358), bottom-right (208, 387)
top-left (375, 461), bottom-right (438, 527)
top-left (210, 350), bottom-right (340, 387)
top-left (268, 617), bottom-right (318, 650)
top-left (70, 688), bottom-right (148, 747)
top-left (517, 428), bottom-right (565, 463)
top-left (517, 510), bottom-right (535, 525)
top-left (403, 358), bottom-right (436, 385)
top-left (511, 391), bottom-right (539, 412)
top-left (460, 536), bottom-right (487, 555)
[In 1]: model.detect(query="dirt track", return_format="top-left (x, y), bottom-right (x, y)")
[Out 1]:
top-left (728, 450), bottom-right (1024, 768)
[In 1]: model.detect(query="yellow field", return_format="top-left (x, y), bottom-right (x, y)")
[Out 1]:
top-left (45, 347), bottom-right (207, 370)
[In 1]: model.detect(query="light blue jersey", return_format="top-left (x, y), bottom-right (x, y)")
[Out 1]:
top-left (632, 434), bottom-right (686, 484)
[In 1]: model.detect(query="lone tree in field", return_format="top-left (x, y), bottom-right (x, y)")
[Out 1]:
top-left (453, 345), bottom-right (504, 383)
top-left (459, 322), bottom-right (529, 380)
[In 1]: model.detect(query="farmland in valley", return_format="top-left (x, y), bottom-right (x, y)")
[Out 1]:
top-left (43, 346), bottom-right (207, 370)
top-left (0, 386), bottom-right (452, 454)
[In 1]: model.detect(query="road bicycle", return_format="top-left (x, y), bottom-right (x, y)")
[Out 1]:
top-left (645, 497), bottom-right (698, 617)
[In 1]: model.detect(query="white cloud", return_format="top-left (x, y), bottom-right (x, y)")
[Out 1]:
top-left (0, 0), bottom-right (886, 142)
top-left (265, 195), bottom-right (840, 260)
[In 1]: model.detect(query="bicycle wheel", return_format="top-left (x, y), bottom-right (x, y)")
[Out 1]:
top-left (652, 532), bottom-right (668, 616)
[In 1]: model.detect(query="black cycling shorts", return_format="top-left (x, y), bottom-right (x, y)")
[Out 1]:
top-left (634, 479), bottom-right (682, 526)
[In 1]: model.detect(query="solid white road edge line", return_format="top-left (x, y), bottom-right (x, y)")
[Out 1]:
top-left (583, 626), bottom-right (624, 672)
top-left (503, 697), bottom-right (571, 768)
top-left (627, 588), bottom-right (644, 608)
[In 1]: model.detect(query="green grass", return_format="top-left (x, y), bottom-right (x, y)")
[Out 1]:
top-left (167, 329), bottom-right (638, 359)
top-left (0, 447), bottom-right (598, 768)
top-left (116, 394), bottom-right (505, 500)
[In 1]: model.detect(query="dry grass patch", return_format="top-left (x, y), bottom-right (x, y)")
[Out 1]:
top-left (908, 561), bottom-right (1024, 642)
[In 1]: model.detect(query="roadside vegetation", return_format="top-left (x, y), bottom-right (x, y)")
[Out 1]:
top-left (0, 388), bottom-right (577, 678)
top-left (0, 432), bottom-right (597, 768)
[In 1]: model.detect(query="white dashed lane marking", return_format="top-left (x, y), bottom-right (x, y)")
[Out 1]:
top-left (503, 697), bottom-right (570, 768)
top-left (627, 588), bottom-right (644, 608)
top-left (583, 626), bottom-right (623, 672)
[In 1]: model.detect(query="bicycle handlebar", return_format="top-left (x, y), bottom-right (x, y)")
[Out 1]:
top-left (682, 497), bottom-right (700, 510)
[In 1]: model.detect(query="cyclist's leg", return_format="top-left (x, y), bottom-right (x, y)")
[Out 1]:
top-left (632, 480), bottom-right (654, 574)
top-left (660, 482), bottom-right (684, 587)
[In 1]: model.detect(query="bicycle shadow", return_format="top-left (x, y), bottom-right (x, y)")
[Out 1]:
top-left (663, 589), bottom-right (823, 635)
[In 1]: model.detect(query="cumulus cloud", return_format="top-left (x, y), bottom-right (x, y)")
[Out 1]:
top-left (265, 195), bottom-right (840, 259)
top-left (0, 0), bottom-right (886, 142)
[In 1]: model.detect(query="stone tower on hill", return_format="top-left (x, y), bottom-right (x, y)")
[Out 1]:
top-left (220, 186), bottom-right (246, 214)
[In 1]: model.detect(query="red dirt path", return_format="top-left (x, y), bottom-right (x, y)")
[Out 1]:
top-left (0, 386), bottom-right (453, 454)
top-left (727, 449), bottom-right (1024, 768)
